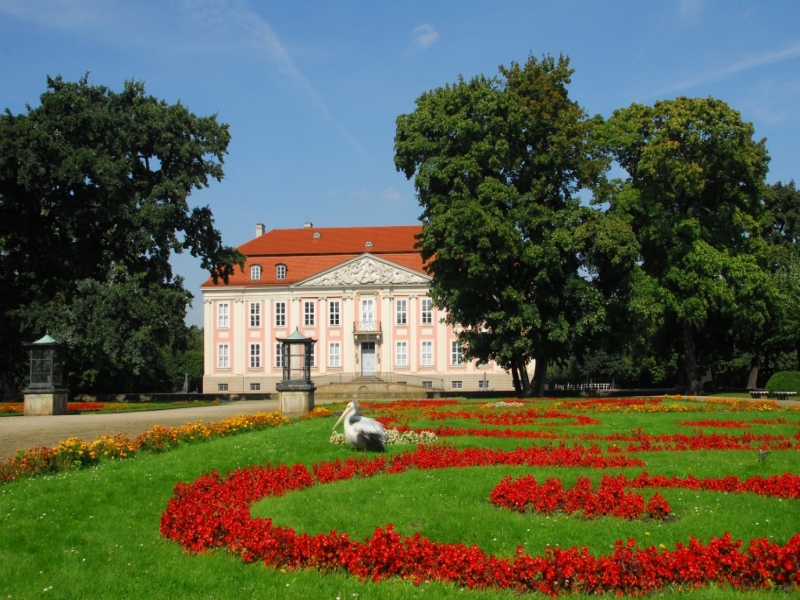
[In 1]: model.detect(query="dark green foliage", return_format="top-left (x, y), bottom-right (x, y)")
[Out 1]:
top-left (0, 76), bottom-right (242, 392)
top-left (764, 371), bottom-right (800, 393)
top-left (598, 97), bottom-right (775, 394)
top-left (395, 55), bottom-right (637, 395)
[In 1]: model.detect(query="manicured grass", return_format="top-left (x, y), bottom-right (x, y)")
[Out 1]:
top-left (1, 399), bottom-right (799, 598)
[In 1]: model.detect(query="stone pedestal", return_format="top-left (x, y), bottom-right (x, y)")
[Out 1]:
top-left (24, 390), bottom-right (69, 416)
top-left (279, 389), bottom-right (315, 415)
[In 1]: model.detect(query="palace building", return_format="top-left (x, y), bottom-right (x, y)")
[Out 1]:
top-left (201, 223), bottom-right (514, 394)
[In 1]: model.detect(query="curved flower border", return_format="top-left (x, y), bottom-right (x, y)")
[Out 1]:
top-left (160, 445), bottom-right (800, 596)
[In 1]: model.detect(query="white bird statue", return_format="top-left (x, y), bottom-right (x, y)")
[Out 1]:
top-left (332, 400), bottom-right (388, 451)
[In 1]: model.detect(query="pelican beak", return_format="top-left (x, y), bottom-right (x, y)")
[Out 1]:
top-left (333, 403), bottom-right (353, 431)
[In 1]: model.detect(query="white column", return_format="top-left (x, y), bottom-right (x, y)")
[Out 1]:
top-left (233, 298), bottom-right (245, 376)
top-left (203, 299), bottom-right (213, 383)
top-left (409, 294), bottom-right (418, 372)
top-left (318, 296), bottom-right (327, 374)
top-left (437, 307), bottom-right (448, 376)
top-left (381, 292), bottom-right (391, 375)
top-left (290, 296), bottom-right (300, 332)
top-left (343, 294), bottom-right (354, 373)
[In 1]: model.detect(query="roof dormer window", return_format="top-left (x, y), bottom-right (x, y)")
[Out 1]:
top-left (365, 241), bottom-right (373, 247)
top-left (313, 232), bottom-right (321, 239)
top-left (250, 265), bottom-right (261, 280)
top-left (276, 264), bottom-right (286, 280)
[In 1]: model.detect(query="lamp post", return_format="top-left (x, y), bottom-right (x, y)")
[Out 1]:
top-left (23, 332), bottom-right (69, 416)
top-left (275, 327), bottom-right (316, 414)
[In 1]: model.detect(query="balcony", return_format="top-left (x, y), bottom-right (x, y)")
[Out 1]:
top-left (353, 320), bottom-right (382, 340)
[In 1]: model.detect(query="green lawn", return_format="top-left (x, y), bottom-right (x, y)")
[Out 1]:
top-left (1, 400), bottom-right (798, 598)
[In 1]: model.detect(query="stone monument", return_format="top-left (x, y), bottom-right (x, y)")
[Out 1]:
top-left (275, 328), bottom-right (316, 415)
top-left (23, 333), bottom-right (69, 416)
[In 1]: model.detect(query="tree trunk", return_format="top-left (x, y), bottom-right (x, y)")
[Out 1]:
top-left (746, 354), bottom-right (759, 390)
top-left (510, 363), bottom-right (521, 395)
top-left (683, 318), bottom-right (702, 395)
top-left (531, 355), bottom-right (549, 397)
top-left (517, 356), bottom-right (532, 396)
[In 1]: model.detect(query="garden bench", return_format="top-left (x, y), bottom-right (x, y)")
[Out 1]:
top-left (773, 391), bottom-right (797, 400)
top-left (749, 390), bottom-right (770, 399)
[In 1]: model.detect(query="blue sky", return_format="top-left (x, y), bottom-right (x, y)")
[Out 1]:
top-left (1, 0), bottom-right (798, 326)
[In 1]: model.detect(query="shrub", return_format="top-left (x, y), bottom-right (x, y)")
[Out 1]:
top-left (765, 371), bottom-right (800, 393)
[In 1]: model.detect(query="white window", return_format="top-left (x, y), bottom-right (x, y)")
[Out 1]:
top-left (478, 378), bottom-right (489, 389)
top-left (329, 342), bottom-right (341, 367)
top-left (361, 298), bottom-right (374, 328)
top-left (275, 302), bottom-right (286, 327)
top-left (250, 302), bottom-right (261, 327)
top-left (218, 302), bottom-right (229, 328)
top-left (421, 340), bottom-right (433, 366)
top-left (421, 298), bottom-right (433, 324)
top-left (329, 301), bottom-right (340, 326)
top-left (250, 344), bottom-right (261, 369)
top-left (451, 341), bottom-right (464, 365)
top-left (218, 344), bottom-right (229, 369)
top-left (250, 382), bottom-right (261, 391)
top-left (396, 341), bottom-right (408, 367)
top-left (451, 380), bottom-right (463, 389)
top-left (396, 299), bottom-right (407, 325)
top-left (276, 264), bottom-right (286, 280)
top-left (304, 301), bottom-right (315, 326)
top-left (250, 265), bottom-right (261, 280)
top-left (422, 381), bottom-right (432, 388)
top-left (275, 343), bottom-right (284, 368)
top-left (218, 383), bottom-right (228, 392)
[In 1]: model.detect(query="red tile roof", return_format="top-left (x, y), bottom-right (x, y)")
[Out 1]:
top-left (202, 225), bottom-right (426, 288)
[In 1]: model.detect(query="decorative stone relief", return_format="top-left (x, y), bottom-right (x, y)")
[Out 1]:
top-left (300, 256), bottom-right (428, 286)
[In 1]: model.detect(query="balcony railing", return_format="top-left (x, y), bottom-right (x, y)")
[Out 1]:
top-left (353, 321), bottom-right (382, 333)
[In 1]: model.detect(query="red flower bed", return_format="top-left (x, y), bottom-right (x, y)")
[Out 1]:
top-left (424, 425), bottom-right (794, 452)
top-left (561, 397), bottom-right (663, 407)
top-left (677, 418), bottom-right (793, 429)
top-left (490, 474), bottom-right (672, 520)
top-left (68, 403), bottom-right (105, 411)
top-left (161, 449), bottom-right (800, 596)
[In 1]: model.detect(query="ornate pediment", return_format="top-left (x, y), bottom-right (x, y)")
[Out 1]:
top-left (296, 254), bottom-right (429, 287)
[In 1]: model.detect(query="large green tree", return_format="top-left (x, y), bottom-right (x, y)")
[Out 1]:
top-left (0, 76), bottom-right (243, 392)
top-left (394, 55), bottom-right (637, 395)
top-left (599, 97), bottom-right (774, 394)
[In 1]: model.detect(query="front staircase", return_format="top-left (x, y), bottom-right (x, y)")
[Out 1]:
top-left (314, 375), bottom-right (442, 400)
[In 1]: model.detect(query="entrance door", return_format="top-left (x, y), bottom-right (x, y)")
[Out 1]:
top-left (361, 342), bottom-right (376, 376)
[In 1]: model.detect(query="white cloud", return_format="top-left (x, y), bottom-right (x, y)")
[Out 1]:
top-left (352, 187), bottom-right (408, 209)
top-left (412, 24), bottom-right (439, 49)
top-left (651, 42), bottom-right (800, 98)
top-left (0, 0), bottom-right (363, 152)
top-left (677, 0), bottom-right (706, 19)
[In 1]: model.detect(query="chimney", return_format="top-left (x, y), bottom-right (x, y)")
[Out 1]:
top-left (255, 223), bottom-right (265, 237)
top-left (303, 221), bottom-right (313, 228)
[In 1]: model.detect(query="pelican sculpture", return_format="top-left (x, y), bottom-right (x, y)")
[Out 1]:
top-left (332, 400), bottom-right (388, 451)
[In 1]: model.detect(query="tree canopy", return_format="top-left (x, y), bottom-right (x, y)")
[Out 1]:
top-left (0, 76), bottom-right (243, 392)
top-left (394, 55), bottom-right (637, 395)
top-left (598, 97), bottom-right (774, 394)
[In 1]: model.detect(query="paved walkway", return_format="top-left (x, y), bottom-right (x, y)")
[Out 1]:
top-left (0, 400), bottom-right (278, 459)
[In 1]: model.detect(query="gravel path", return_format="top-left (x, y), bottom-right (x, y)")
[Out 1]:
top-left (0, 400), bottom-right (279, 458)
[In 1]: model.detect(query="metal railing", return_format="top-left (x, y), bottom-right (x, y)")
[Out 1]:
top-left (353, 321), bottom-right (382, 333)
top-left (551, 382), bottom-right (613, 391)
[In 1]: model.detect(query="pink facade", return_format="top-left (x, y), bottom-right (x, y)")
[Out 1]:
top-left (201, 225), bottom-right (513, 393)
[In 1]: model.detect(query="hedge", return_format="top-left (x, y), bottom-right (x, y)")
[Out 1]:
top-left (765, 371), bottom-right (800, 393)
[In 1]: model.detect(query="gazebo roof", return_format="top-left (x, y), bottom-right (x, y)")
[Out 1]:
top-left (30, 333), bottom-right (60, 346)
top-left (276, 327), bottom-right (316, 343)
